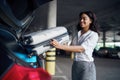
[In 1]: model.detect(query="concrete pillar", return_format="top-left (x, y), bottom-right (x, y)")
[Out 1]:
top-left (45, 0), bottom-right (57, 75)
top-left (103, 31), bottom-right (106, 47)
top-left (47, 0), bottom-right (57, 28)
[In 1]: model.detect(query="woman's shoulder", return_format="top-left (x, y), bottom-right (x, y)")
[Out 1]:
top-left (90, 30), bottom-right (99, 37)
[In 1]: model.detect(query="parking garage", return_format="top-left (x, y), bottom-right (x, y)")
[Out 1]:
top-left (0, 0), bottom-right (120, 80)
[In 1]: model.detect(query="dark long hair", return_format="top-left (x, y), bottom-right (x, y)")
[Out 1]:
top-left (77, 11), bottom-right (100, 35)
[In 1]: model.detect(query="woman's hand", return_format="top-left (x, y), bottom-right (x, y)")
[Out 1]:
top-left (50, 39), bottom-right (60, 48)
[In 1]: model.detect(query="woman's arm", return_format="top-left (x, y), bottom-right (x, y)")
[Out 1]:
top-left (50, 39), bottom-right (85, 53)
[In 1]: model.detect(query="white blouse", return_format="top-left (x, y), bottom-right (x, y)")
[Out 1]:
top-left (74, 30), bottom-right (99, 62)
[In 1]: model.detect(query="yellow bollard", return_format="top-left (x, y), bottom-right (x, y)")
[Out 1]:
top-left (45, 48), bottom-right (56, 75)
top-left (71, 52), bottom-right (74, 60)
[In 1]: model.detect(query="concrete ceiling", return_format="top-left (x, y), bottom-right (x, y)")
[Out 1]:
top-left (56, 0), bottom-right (120, 42)
top-left (57, 0), bottom-right (120, 32)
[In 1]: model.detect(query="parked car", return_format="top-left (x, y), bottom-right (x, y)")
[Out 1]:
top-left (97, 47), bottom-right (120, 58)
top-left (118, 52), bottom-right (120, 58)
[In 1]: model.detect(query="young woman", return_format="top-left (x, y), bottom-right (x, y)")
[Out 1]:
top-left (50, 11), bottom-right (99, 80)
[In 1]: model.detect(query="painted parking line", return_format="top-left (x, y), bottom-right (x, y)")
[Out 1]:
top-left (56, 64), bottom-right (63, 73)
top-left (52, 76), bottom-right (68, 80)
top-left (53, 64), bottom-right (69, 80)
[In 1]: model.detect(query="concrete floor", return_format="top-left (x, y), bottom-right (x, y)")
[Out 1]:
top-left (52, 56), bottom-right (120, 80)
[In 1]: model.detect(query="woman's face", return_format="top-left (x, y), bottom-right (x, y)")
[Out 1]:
top-left (80, 13), bottom-right (92, 29)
